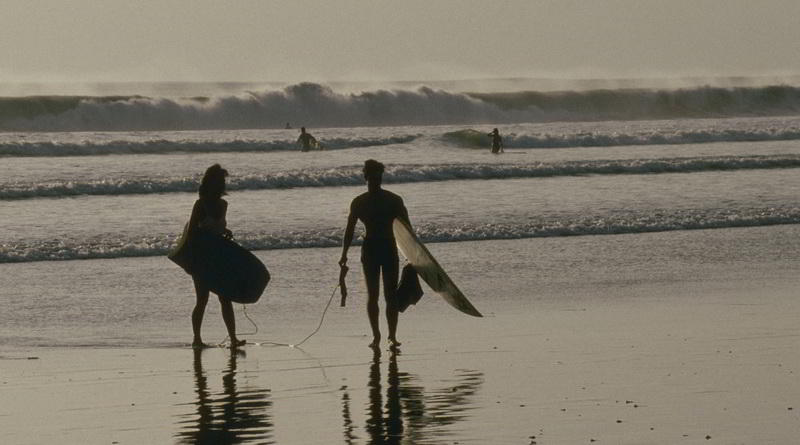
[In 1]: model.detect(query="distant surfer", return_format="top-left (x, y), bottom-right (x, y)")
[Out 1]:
top-left (340, 160), bottom-right (410, 350)
top-left (185, 164), bottom-right (245, 349)
top-left (488, 128), bottom-right (504, 154)
top-left (285, 122), bottom-right (292, 129)
top-left (297, 127), bottom-right (319, 151)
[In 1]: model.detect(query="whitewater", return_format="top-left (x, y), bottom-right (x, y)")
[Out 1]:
top-left (2, 80), bottom-right (800, 265)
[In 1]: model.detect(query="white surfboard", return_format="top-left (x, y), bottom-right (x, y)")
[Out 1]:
top-left (392, 219), bottom-right (482, 317)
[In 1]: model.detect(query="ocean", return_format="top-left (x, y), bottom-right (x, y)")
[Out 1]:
top-left (2, 80), bottom-right (800, 443)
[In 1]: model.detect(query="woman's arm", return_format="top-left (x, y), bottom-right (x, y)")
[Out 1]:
top-left (220, 199), bottom-right (233, 239)
top-left (186, 200), bottom-right (203, 236)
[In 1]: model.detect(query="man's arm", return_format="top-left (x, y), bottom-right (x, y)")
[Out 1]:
top-left (339, 209), bottom-right (358, 266)
top-left (398, 199), bottom-right (411, 229)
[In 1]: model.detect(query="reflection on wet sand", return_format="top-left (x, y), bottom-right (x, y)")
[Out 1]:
top-left (345, 349), bottom-right (484, 444)
top-left (176, 349), bottom-right (273, 444)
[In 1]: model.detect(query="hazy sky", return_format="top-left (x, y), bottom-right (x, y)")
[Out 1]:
top-left (1, 0), bottom-right (799, 82)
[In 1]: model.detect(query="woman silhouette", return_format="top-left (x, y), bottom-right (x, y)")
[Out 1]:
top-left (185, 164), bottom-right (244, 348)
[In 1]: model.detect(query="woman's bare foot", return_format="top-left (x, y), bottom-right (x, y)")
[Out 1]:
top-left (368, 337), bottom-right (380, 349)
top-left (230, 338), bottom-right (246, 349)
top-left (388, 338), bottom-right (401, 348)
top-left (192, 340), bottom-right (209, 349)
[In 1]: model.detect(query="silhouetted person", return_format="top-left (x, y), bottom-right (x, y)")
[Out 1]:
top-left (285, 122), bottom-right (292, 129)
top-left (488, 128), bottom-right (504, 154)
top-left (186, 164), bottom-right (243, 349)
top-left (340, 160), bottom-right (410, 350)
top-left (297, 126), bottom-right (318, 151)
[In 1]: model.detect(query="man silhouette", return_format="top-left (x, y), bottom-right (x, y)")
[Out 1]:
top-left (340, 160), bottom-right (410, 349)
top-left (488, 128), bottom-right (504, 154)
top-left (297, 127), bottom-right (318, 151)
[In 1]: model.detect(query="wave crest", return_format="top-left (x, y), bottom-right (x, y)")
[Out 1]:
top-left (2, 206), bottom-right (797, 263)
top-left (443, 127), bottom-right (800, 149)
top-left (0, 134), bottom-right (418, 157)
top-left (3, 155), bottom-right (799, 199)
top-left (3, 83), bottom-right (800, 131)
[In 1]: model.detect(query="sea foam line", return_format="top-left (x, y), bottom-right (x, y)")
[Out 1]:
top-left (3, 155), bottom-right (800, 200)
top-left (1, 207), bottom-right (798, 263)
top-left (0, 134), bottom-right (418, 157)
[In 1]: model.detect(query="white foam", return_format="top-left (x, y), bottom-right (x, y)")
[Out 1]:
top-left (3, 156), bottom-right (799, 200)
top-left (2, 206), bottom-right (798, 263)
top-left (4, 83), bottom-right (799, 131)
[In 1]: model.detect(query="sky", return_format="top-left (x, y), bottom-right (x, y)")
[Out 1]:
top-left (1, 0), bottom-right (799, 83)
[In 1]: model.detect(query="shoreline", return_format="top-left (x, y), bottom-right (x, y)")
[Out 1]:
top-left (1, 225), bottom-right (799, 443)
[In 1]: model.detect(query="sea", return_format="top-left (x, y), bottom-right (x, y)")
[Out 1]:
top-left (1, 78), bottom-right (800, 443)
top-left (2, 77), bottom-right (800, 342)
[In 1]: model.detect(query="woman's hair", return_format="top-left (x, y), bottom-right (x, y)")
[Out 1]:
top-left (198, 164), bottom-right (228, 199)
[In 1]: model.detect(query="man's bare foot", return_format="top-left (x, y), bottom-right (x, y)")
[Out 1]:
top-left (230, 339), bottom-right (246, 349)
top-left (368, 338), bottom-right (380, 349)
top-left (192, 340), bottom-right (209, 349)
top-left (388, 338), bottom-right (401, 348)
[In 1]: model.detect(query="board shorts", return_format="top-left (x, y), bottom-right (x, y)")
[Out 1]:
top-left (360, 238), bottom-right (399, 267)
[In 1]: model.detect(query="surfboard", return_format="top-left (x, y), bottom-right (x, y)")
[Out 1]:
top-left (392, 219), bottom-right (482, 317)
top-left (168, 225), bottom-right (269, 304)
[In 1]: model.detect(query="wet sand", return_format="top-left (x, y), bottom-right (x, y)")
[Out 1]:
top-left (4, 283), bottom-right (800, 443)
top-left (2, 226), bottom-right (800, 444)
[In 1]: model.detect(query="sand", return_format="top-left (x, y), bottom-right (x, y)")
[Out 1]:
top-left (2, 226), bottom-right (800, 444)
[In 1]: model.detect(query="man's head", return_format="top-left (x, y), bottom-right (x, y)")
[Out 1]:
top-left (300, 127), bottom-right (306, 133)
top-left (363, 159), bottom-right (385, 186)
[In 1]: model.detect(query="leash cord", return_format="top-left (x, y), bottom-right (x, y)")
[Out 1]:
top-left (290, 283), bottom-right (339, 347)
top-left (220, 283), bottom-right (340, 348)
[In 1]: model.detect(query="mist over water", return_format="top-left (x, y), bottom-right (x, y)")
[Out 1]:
top-left (2, 78), bottom-right (800, 132)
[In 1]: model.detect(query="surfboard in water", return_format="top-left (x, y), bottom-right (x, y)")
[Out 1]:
top-left (392, 219), bottom-right (482, 317)
top-left (168, 225), bottom-right (269, 304)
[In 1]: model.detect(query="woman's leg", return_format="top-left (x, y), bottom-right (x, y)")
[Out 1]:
top-left (192, 278), bottom-right (210, 347)
top-left (219, 297), bottom-right (244, 347)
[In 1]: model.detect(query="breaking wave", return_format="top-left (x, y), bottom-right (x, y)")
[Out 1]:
top-left (2, 156), bottom-right (799, 200)
top-left (0, 134), bottom-right (418, 157)
top-left (2, 206), bottom-right (798, 263)
top-left (2, 83), bottom-right (799, 132)
top-left (443, 126), bottom-right (800, 149)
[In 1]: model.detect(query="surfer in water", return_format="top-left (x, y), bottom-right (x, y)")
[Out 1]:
top-left (297, 127), bottom-right (319, 151)
top-left (488, 128), bottom-right (504, 154)
top-left (186, 164), bottom-right (244, 349)
top-left (340, 159), bottom-right (410, 350)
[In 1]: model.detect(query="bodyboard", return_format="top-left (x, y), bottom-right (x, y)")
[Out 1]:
top-left (169, 226), bottom-right (269, 304)
top-left (392, 219), bottom-right (482, 317)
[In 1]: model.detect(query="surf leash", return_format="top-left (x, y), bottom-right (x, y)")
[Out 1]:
top-left (290, 283), bottom-right (339, 348)
top-left (230, 281), bottom-right (341, 349)
top-left (339, 264), bottom-right (349, 307)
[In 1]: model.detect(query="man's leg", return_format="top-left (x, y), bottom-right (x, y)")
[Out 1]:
top-left (363, 259), bottom-right (381, 348)
top-left (382, 257), bottom-right (400, 347)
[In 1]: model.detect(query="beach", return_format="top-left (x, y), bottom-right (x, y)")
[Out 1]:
top-left (4, 1), bottom-right (800, 442)
top-left (3, 224), bottom-right (799, 444)
top-left (1, 79), bottom-right (799, 444)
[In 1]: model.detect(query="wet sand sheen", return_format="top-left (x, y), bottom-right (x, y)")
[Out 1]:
top-left (1, 225), bottom-right (800, 444)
